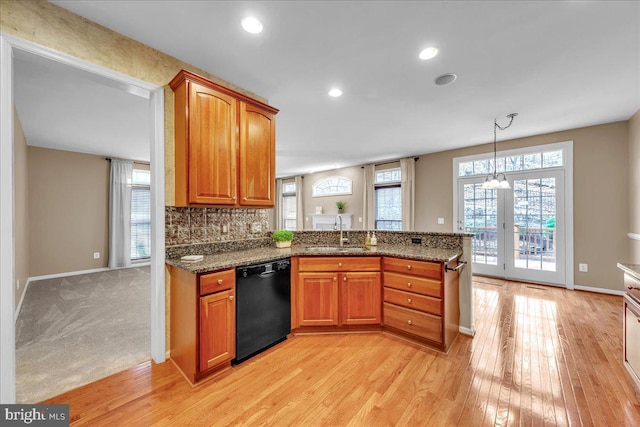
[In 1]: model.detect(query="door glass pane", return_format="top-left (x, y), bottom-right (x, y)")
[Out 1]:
top-left (513, 178), bottom-right (556, 272)
top-left (463, 183), bottom-right (498, 266)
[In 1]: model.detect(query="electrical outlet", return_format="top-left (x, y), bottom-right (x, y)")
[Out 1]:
top-left (579, 263), bottom-right (588, 272)
top-left (93, 252), bottom-right (100, 259)
top-left (251, 222), bottom-right (261, 233)
top-left (411, 237), bottom-right (422, 245)
top-left (359, 217), bottom-right (362, 223)
top-left (437, 218), bottom-right (445, 225)
top-left (222, 224), bottom-right (229, 234)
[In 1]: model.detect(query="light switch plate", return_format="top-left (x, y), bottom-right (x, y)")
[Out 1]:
top-left (579, 263), bottom-right (588, 272)
top-left (438, 218), bottom-right (445, 225)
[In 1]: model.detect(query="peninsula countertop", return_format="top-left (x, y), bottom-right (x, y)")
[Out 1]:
top-left (166, 244), bottom-right (463, 275)
top-left (618, 263), bottom-right (640, 281)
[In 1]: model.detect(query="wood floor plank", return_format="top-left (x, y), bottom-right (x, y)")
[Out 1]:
top-left (42, 277), bottom-right (640, 426)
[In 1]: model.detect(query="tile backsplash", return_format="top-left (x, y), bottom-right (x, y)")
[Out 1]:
top-left (165, 207), bottom-right (271, 246)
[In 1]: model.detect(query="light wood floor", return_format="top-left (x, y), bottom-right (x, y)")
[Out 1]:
top-left (44, 277), bottom-right (640, 426)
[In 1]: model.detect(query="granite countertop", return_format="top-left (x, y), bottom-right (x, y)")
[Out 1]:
top-left (166, 244), bottom-right (463, 274)
top-left (618, 263), bottom-right (640, 281)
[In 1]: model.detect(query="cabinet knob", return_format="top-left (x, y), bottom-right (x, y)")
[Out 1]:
top-left (232, 196), bottom-right (237, 200)
top-left (407, 265), bottom-right (412, 270)
top-left (407, 320), bottom-right (412, 325)
top-left (243, 197), bottom-right (247, 201)
top-left (338, 262), bottom-right (343, 267)
top-left (217, 279), bottom-right (223, 285)
top-left (334, 277), bottom-right (337, 281)
top-left (229, 295), bottom-right (234, 301)
top-left (343, 277), bottom-right (347, 282)
top-left (407, 282), bottom-right (412, 288)
top-left (407, 298), bottom-right (412, 304)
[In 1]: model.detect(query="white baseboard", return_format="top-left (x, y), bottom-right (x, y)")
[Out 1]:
top-left (574, 285), bottom-right (625, 296)
top-left (459, 326), bottom-right (475, 336)
top-left (14, 263), bottom-right (152, 322)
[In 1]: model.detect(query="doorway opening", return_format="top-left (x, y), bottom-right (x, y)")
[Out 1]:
top-left (453, 141), bottom-right (574, 288)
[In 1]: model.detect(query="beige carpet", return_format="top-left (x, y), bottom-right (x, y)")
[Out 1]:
top-left (15, 266), bottom-right (150, 403)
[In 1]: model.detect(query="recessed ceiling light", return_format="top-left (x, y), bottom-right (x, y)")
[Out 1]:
top-left (328, 88), bottom-right (343, 97)
top-left (434, 73), bottom-right (457, 86)
top-left (419, 47), bottom-right (439, 60)
top-left (242, 16), bottom-right (263, 34)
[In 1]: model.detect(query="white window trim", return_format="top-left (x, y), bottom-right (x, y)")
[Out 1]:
top-left (312, 175), bottom-right (353, 197)
top-left (452, 140), bottom-right (574, 289)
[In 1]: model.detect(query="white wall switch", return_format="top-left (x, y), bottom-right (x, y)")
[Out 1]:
top-left (579, 263), bottom-right (588, 272)
top-left (93, 252), bottom-right (100, 259)
top-left (305, 217), bottom-right (309, 222)
top-left (438, 218), bottom-right (445, 225)
top-left (359, 217), bottom-right (362, 223)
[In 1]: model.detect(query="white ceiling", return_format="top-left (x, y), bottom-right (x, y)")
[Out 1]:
top-left (48, 1), bottom-right (640, 176)
top-left (13, 49), bottom-right (150, 162)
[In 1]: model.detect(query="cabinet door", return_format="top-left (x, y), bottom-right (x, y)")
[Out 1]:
top-left (199, 289), bottom-right (235, 372)
top-left (298, 272), bottom-right (339, 326)
top-left (189, 82), bottom-right (237, 205)
top-left (625, 299), bottom-right (640, 387)
top-left (341, 272), bottom-right (381, 325)
top-left (239, 102), bottom-right (275, 207)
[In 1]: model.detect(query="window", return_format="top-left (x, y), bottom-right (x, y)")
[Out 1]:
top-left (282, 181), bottom-right (297, 230)
top-left (131, 168), bottom-right (150, 260)
top-left (458, 148), bottom-right (564, 177)
top-left (312, 176), bottom-right (352, 197)
top-left (375, 168), bottom-right (402, 230)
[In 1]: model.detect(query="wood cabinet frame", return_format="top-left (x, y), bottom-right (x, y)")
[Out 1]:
top-left (170, 70), bottom-right (278, 208)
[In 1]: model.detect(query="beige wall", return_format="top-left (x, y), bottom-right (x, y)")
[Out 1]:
top-left (14, 108), bottom-right (29, 309)
top-left (301, 166), bottom-right (365, 230)
top-left (630, 109), bottom-right (640, 263)
top-left (414, 121), bottom-right (629, 291)
top-left (28, 147), bottom-right (110, 276)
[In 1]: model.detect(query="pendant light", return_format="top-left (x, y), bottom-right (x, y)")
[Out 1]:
top-left (481, 113), bottom-right (518, 190)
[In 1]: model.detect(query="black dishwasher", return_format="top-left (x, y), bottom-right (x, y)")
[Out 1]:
top-left (233, 259), bottom-right (291, 364)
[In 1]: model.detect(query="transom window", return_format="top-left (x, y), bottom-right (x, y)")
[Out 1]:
top-left (458, 149), bottom-right (563, 177)
top-left (312, 176), bottom-right (352, 197)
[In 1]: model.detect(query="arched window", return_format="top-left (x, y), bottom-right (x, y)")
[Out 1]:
top-left (312, 176), bottom-right (352, 197)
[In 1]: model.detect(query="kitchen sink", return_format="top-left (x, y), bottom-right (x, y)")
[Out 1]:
top-left (303, 246), bottom-right (369, 253)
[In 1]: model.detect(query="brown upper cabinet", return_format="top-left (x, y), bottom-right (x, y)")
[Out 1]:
top-left (170, 70), bottom-right (278, 207)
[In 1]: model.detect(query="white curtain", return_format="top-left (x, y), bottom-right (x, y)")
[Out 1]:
top-left (295, 175), bottom-right (304, 230)
top-left (362, 164), bottom-right (375, 230)
top-left (275, 178), bottom-right (283, 230)
top-left (108, 159), bottom-right (133, 268)
top-left (400, 157), bottom-right (415, 231)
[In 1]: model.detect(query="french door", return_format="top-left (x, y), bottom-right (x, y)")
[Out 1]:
top-left (458, 169), bottom-right (566, 286)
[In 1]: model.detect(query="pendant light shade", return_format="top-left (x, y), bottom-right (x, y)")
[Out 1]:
top-left (482, 113), bottom-right (518, 190)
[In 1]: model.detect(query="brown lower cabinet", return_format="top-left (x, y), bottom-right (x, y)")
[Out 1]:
top-left (170, 266), bottom-right (235, 384)
top-left (292, 255), bottom-right (461, 352)
top-left (293, 257), bottom-right (381, 329)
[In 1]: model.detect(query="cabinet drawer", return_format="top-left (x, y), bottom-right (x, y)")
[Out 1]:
top-left (384, 287), bottom-right (441, 316)
top-left (383, 303), bottom-right (442, 343)
top-left (298, 257), bottom-right (380, 272)
top-left (384, 272), bottom-right (442, 298)
top-left (625, 274), bottom-right (640, 304)
top-left (200, 269), bottom-right (235, 295)
top-left (383, 257), bottom-right (441, 280)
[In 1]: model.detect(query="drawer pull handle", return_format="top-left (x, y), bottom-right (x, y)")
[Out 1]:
top-left (407, 320), bottom-right (412, 325)
top-left (229, 295), bottom-right (234, 301)
top-left (407, 282), bottom-right (412, 288)
top-left (338, 262), bottom-right (343, 267)
top-left (217, 279), bottom-right (223, 285)
top-left (628, 286), bottom-right (640, 291)
top-left (407, 265), bottom-right (412, 270)
top-left (407, 298), bottom-right (412, 304)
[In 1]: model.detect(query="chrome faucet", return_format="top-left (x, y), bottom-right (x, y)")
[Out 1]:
top-left (335, 215), bottom-right (349, 247)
